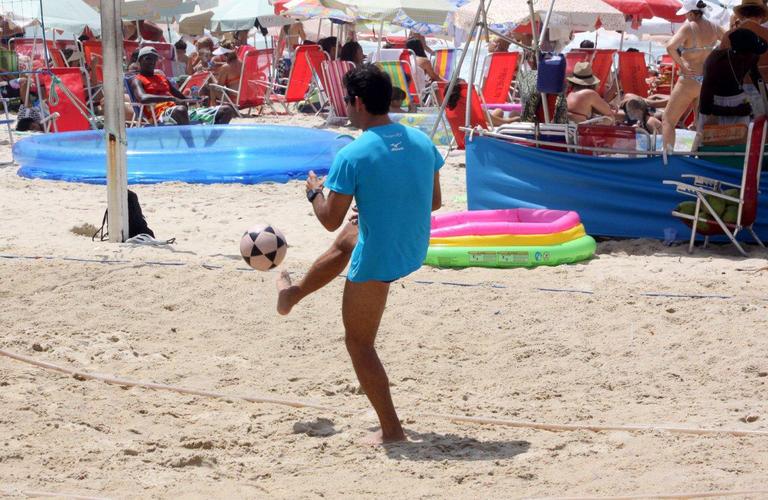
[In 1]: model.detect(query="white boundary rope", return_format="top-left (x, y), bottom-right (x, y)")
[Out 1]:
top-left (528, 490), bottom-right (768, 500)
top-left (2, 349), bottom-right (767, 438)
top-left (0, 488), bottom-right (110, 500)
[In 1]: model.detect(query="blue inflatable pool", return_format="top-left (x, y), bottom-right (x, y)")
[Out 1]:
top-left (13, 125), bottom-right (353, 185)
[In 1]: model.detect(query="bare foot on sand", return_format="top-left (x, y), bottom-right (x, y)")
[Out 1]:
top-left (359, 429), bottom-right (407, 446)
top-left (276, 271), bottom-right (297, 315)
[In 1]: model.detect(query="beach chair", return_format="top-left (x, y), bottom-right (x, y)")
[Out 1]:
top-left (378, 60), bottom-right (415, 109)
top-left (80, 40), bottom-right (104, 104)
top-left (318, 60), bottom-right (355, 124)
top-left (38, 68), bottom-right (95, 132)
top-left (179, 71), bottom-right (214, 99)
top-left (663, 115), bottom-right (767, 256)
top-left (124, 74), bottom-right (158, 127)
top-left (432, 48), bottom-right (460, 82)
top-left (368, 48), bottom-right (407, 64)
top-left (210, 49), bottom-right (273, 116)
top-left (437, 81), bottom-right (493, 150)
top-left (481, 52), bottom-right (519, 105)
top-left (10, 38), bottom-right (67, 68)
top-left (263, 44), bottom-right (328, 114)
top-left (590, 49), bottom-right (616, 97)
top-left (576, 124), bottom-right (636, 156)
top-left (618, 51), bottom-right (650, 98)
top-left (0, 97), bottom-right (15, 144)
top-left (565, 50), bottom-right (591, 75)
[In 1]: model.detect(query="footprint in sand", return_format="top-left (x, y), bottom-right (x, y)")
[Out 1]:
top-left (292, 418), bottom-right (338, 437)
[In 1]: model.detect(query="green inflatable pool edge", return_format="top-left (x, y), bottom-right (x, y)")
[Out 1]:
top-left (424, 235), bottom-right (597, 268)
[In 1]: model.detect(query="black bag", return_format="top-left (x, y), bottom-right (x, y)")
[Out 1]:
top-left (93, 189), bottom-right (154, 241)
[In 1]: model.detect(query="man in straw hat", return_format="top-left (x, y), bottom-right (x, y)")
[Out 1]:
top-left (565, 61), bottom-right (615, 124)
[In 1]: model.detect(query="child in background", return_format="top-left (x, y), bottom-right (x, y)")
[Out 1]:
top-left (389, 87), bottom-right (408, 112)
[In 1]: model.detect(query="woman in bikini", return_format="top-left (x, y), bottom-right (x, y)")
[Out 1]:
top-left (662, 0), bottom-right (724, 150)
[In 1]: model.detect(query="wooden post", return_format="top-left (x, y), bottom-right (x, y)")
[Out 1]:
top-left (100, 0), bottom-right (128, 243)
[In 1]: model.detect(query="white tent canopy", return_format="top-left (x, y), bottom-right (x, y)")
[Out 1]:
top-left (1, 0), bottom-right (102, 35)
top-left (120, 0), bottom-right (198, 21)
top-left (455, 0), bottom-right (626, 33)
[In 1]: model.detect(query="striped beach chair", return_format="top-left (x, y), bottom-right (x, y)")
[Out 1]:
top-left (318, 60), bottom-right (355, 123)
top-left (378, 60), bottom-right (413, 109)
top-left (432, 48), bottom-right (460, 81)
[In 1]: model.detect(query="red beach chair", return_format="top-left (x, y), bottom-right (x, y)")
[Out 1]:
top-left (39, 68), bottom-right (94, 132)
top-left (618, 51), bottom-right (650, 97)
top-left (480, 52), bottom-right (519, 105)
top-left (664, 115), bottom-right (768, 256)
top-left (264, 44), bottom-right (328, 113)
top-left (211, 49), bottom-right (273, 115)
top-left (438, 81), bottom-right (491, 150)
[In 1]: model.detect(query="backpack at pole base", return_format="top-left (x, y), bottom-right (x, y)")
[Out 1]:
top-left (93, 190), bottom-right (154, 241)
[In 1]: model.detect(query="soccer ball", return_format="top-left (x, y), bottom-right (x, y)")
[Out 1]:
top-left (239, 224), bottom-right (288, 271)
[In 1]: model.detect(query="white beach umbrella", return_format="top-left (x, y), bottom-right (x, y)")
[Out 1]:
top-left (120, 0), bottom-right (198, 21)
top-left (211, 0), bottom-right (291, 31)
top-left (0, 0), bottom-right (102, 35)
top-left (327, 0), bottom-right (457, 25)
top-left (455, 0), bottom-right (626, 33)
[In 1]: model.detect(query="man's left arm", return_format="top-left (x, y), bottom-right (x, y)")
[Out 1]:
top-left (306, 170), bottom-right (353, 232)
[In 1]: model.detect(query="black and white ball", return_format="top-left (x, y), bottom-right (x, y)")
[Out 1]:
top-left (239, 224), bottom-right (288, 271)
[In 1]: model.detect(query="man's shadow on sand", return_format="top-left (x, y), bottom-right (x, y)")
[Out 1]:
top-left (382, 429), bottom-right (530, 461)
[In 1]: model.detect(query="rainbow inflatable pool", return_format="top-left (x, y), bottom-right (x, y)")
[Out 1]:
top-left (425, 209), bottom-right (596, 268)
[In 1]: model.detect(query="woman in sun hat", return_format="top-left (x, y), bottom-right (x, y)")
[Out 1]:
top-left (565, 62), bottom-right (615, 124)
top-left (662, 0), bottom-right (724, 150)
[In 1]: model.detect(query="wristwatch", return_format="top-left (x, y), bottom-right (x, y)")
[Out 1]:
top-left (307, 188), bottom-right (323, 203)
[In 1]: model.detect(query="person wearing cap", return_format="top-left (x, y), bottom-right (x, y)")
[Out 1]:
top-left (699, 28), bottom-right (768, 129)
top-left (662, 0), bottom-right (724, 150)
top-left (565, 62), bottom-right (615, 124)
top-left (131, 46), bottom-right (235, 125)
top-left (720, 0), bottom-right (768, 114)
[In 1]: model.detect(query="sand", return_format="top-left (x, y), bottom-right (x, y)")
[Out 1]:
top-left (1, 113), bottom-right (767, 499)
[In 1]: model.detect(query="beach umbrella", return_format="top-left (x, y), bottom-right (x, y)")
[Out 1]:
top-left (120, 0), bottom-right (198, 21)
top-left (455, 0), bottom-right (626, 33)
top-left (281, 0), bottom-right (355, 22)
top-left (211, 0), bottom-right (291, 31)
top-left (0, 0), bottom-right (102, 35)
top-left (602, 0), bottom-right (654, 27)
top-left (328, 0), bottom-right (458, 25)
top-left (644, 0), bottom-right (684, 21)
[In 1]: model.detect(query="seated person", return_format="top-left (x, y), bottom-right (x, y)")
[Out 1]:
top-left (339, 41), bottom-right (365, 67)
top-left (187, 37), bottom-right (214, 75)
top-left (699, 28), bottom-right (767, 128)
top-left (488, 35), bottom-right (510, 53)
top-left (319, 37), bottom-right (338, 60)
top-left (618, 96), bottom-right (663, 133)
top-left (173, 39), bottom-right (189, 77)
top-left (566, 62), bottom-right (615, 124)
top-left (15, 104), bottom-right (43, 132)
top-left (580, 40), bottom-right (595, 49)
top-left (408, 33), bottom-right (434, 56)
top-left (445, 79), bottom-right (517, 126)
top-left (389, 87), bottom-right (408, 112)
top-left (406, 38), bottom-right (443, 83)
top-left (131, 47), bottom-right (235, 125)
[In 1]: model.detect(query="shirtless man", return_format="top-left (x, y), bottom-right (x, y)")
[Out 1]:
top-left (565, 62), bottom-right (615, 124)
top-left (276, 65), bottom-right (443, 445)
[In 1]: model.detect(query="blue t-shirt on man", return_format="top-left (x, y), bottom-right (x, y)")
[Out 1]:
top-left (324, 122), bottom-right (444, 283)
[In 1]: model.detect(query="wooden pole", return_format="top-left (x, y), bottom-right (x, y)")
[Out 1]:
top-left (100, 0), bottom-right (128, 243)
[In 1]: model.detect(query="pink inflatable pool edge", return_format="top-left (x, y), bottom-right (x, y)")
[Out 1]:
top-left (430, 209), bottom-right (582, 237)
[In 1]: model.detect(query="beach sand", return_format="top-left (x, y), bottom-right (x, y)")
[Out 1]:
top-left (1, 114), bottom-right (767, 499)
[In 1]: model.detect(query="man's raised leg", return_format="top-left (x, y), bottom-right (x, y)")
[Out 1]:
top-left (342, 279), bottom-right (405, 445)
top-left (276, 222), bottom-right (357, 315)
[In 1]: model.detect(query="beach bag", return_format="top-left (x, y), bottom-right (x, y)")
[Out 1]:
top-left (537, 53), bottom-right (566, 94)
top-left (93, 189), bottom-right (155, 241)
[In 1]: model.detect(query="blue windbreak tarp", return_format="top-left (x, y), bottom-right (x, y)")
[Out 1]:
top-left (466, 136), bottom-right (768, 240)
